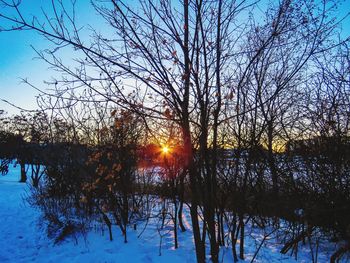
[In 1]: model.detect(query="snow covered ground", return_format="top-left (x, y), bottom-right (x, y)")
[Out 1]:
top-left (0, 162), bottom-right (346, 262)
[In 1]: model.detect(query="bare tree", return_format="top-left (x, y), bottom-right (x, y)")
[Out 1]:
top-left (1, 0), bottom-right (349, 261)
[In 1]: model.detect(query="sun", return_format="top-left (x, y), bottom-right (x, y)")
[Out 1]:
top-left (161, 145), bottom-right (170, 154)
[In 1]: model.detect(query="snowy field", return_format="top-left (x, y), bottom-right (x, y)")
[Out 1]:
top-left (0, 162), bottom-right (346, 262)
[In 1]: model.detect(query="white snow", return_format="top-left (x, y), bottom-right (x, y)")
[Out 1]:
top-left (0, 162), bottom-right (347, 262)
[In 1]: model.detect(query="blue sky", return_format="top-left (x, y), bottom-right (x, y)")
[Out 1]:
top-left (0, 0), bottom-right (104, 114)
top-left (0, 0), bottom-right (349, 115)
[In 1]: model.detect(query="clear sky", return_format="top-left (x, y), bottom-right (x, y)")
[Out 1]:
top-left (0, 0), bottom-right (349, 115)
top-left (0, 0), bottom-right (105, 115)
top-left (0, 1), bottom-right (46, 114)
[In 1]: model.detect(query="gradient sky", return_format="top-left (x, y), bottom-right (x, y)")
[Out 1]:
top-left (0, 0), bottom-right (105, 114)
top-left (0, 0), bottom-right (349, 115)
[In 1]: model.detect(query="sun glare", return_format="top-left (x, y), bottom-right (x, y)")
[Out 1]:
top-left (162, 146), bottom-right (170, 154)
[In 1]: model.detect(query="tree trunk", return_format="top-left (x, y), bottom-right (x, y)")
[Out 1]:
top-left (102, 212), bottom-right (113, 241)
top-left (174, 197), bottom-right (178, 249)
top-left (178, 174), bottom-right (186, 232)
top-left (239, 214), bottom-right (245, 260)
top-left (190, 202), bottom-right (205, 263)
top-left (122, 191), bottom-right (128, 243)
top-left (267, 120), bottom-right (278, 196)
top-left (231, 216), bottom-right (239, 262)
top-left (19, 160), bottom-right (27, 183)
